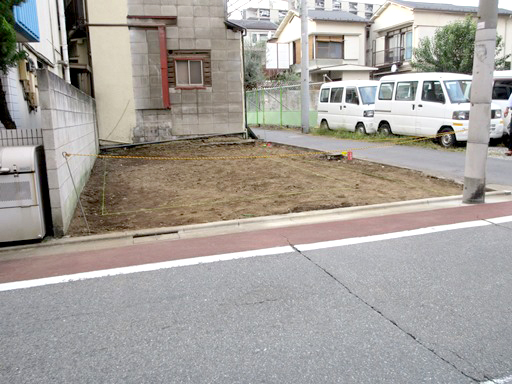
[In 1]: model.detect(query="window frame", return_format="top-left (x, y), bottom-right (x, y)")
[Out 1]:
top-left (316, 41), bottom-right (343, 59)
top-left (378, 82), bottom-right (395, 100)
top-left (175, 58), bottom-right (204, 87)
top-left (422, 81), bottom-right (444, 103)
top-left (320, 88), bottom-right (330, 103)
top-left (168, 50), bottom-right (212, 89)
top-left (395, 81), bottom-right (418, 101)
top-left (345, 87), bottom-right (360, 105)
top-left (330, 87), bottom-right (344, 103)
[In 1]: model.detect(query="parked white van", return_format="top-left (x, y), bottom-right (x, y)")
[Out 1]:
top-left (492, 70), bottom-right (512, 141)
top-left (374, 73), bottom-right (505, 147)
top-left (317, 80), bottom-right (379, 134)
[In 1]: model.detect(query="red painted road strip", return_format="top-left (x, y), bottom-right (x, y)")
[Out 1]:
top-left (1, 202), bottom-right (512, 284)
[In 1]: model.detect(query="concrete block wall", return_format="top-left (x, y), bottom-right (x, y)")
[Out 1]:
top-left (131, 28), bottom-right (164, 111)
top-left (128, 0), bottom-right (245, 143)
top-left (37, 69), bottom-right (98, 236)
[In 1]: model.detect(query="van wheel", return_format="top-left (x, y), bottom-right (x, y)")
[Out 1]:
top-left (438, 127), bottom-right (457, 148)
top-left (355, 123), bottom-right (366, 135)
top-left (378, 123), bottom-right (392, 136)
top-left (320, 120), bottom-right (330, 131)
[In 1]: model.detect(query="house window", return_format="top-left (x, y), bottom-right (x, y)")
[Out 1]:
top-left (259, 9), bottom-right (270, 18)
top-left (333, 0), bottom-right (341, 10)
top-left (349, 2), bottom-right (358, 14)
top-left (176, 60), bottom-right (203, 86)
top-left (315, 0), bottom-right (325, 9)
top-left (385, 26), bottom-right (413, 63)
top-left (168, 50), bottom-right (212, 88)
top-left (317, 41), bottom-right (343, 59)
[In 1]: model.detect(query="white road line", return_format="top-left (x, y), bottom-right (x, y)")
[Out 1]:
top-left (0, 246), bottom-right (295, 292)
top-left (1, 215), bottom-right (512, 292)
top-left (481, 374), bottom-right (512, 384)
top-left (487, 215), bottom-right (512, 224)
top-left (296, 219), bottom-right (491, 252)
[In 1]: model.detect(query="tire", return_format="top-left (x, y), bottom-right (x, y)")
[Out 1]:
top-left (438, 127), bottom-right (457, 148)
top-left (502, 133), bottom-right (511, 148)
top-left (320, 120), bottom-right (330, 131)
top-left (355, 123), bottom-right (366, 135)
top-left (378, 122), bottom-right (392, 136)
top-left (489, 138), bottom-right (501, 147)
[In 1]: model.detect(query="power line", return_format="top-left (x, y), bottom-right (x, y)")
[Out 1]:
top-left (227, 0), bottom-right (266, 17)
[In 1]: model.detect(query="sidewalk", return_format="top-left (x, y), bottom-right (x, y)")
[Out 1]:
top-left (2, 192), bottom-right (512, 285)
top-left (2, 128), bottom-right (512, 286)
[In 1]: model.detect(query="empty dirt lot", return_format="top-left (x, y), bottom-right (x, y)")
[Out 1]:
top-left (67, 138), bottom-right (463, 236)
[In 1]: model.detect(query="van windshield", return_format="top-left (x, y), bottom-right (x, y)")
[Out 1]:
top-left (359, 86), bottom-right (377, 104)
top-left (444, 80), bottom-right (471, 103)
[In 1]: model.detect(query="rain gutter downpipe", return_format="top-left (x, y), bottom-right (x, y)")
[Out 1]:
top-left (57, 0), bottom-right (70, 83)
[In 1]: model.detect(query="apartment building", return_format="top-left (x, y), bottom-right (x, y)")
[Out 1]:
top-left (369, 0), bottom-right (512, 77)
top-left (293, 0), bottom-right (384, 19)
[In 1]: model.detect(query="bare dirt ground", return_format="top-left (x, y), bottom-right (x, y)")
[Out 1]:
top-left (67, 138), bottom-right (463, 236)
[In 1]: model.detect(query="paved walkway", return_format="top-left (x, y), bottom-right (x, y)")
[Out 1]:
top-left (252, 128), bottom-right (512, 187)
top-left (2, 199), bottom-right (512, 285)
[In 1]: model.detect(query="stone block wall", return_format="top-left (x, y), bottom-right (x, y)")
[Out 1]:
top-left (38, 69), bottom-right (98, 236)
top-left (128, 0), bottom-right (245, 143)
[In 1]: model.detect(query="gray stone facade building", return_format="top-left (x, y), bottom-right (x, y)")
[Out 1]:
top-left (86, 0), bottom-right (246, 144)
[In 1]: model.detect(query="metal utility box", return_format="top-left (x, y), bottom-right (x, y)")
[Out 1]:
top-left (0, 146), bottom-right (48, 242)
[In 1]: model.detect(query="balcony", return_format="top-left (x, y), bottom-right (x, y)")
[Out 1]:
top-left (13, 0), bottom-right (39, 42)
top-left (373, 47), bottom-right (412, 67)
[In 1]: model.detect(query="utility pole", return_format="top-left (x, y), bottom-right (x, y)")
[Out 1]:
top-left (300, 0), bottom-right (310, 134)
top-left (463, 0), bottom-right (498, 204)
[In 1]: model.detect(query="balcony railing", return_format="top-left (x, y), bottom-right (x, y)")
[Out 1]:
top-left (373, 47), bottom-right (412, 67)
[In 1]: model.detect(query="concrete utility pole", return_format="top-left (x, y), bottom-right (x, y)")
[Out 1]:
top-left (463, 0), bottom-right (498, 204)
top-left (300, 0), bottom-right (310, 134)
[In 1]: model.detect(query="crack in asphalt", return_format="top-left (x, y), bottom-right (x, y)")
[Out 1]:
top-left (482, 218), bottom-right (512, 231)
top-left (285, 240), bottom-right (482, 383)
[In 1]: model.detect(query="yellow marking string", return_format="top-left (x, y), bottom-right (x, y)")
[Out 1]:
top-left (63, 128), bottom-right (468, 162)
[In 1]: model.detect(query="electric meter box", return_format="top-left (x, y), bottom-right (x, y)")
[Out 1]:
top-left (0, 145), bottom-right (49, 242)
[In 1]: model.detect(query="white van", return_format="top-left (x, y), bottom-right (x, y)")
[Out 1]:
top-left (317, 80), bottom-right (379, 134)
top-left (374, 73), bottom-right (505, 147)
top-left (492, 70), bottom-right (512, 140)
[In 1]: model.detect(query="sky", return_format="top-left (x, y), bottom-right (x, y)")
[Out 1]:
top-left (227, 0), bottom-right (512, 13)
top-left (417, 0), bottom-right (512, 10)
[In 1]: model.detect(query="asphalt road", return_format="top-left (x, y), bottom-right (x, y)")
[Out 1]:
top-left (2, 219), bottom-right (512, 383)
top-left (252, 128), bottom-right (512, 187)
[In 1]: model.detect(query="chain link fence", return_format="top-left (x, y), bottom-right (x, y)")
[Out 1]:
top-left (246, 83), bottom-right (322, 128)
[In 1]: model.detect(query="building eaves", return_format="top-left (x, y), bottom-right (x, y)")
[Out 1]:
top-left (386, 0), bottom-right (512, 16)
top-left (308, 10), bottom-right (368, 23)
top-left (225, 20), bottom-right (245, 32)
top-left (227, 19), bottom-right (279, 31)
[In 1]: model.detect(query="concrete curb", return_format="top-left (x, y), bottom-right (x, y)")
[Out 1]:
top-left (2, 190), bottom-right (511, 257)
